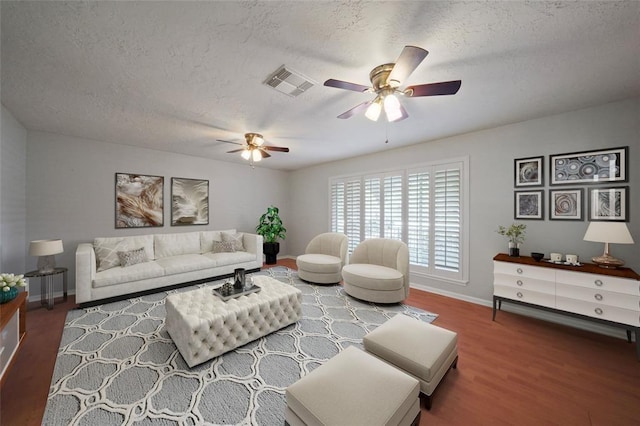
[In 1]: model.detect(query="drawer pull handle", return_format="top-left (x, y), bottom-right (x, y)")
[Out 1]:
top-left (516, 268), bottom-right (523, 274)
top-left (516, 292), bottom-right (523, 298)
top-left (594, 279), bottom-right (603, 287)
top-left (517, 280), bottom-right (523, 286)
top-left (595, 308), bottom-right (603, 315)
top-left (594, 294), bottom-right (603, 301)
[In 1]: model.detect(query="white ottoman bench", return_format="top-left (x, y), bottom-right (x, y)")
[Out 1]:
top-left (165, 275), bottom-right (302, 367)
top-left (363, 314), bottom-right (458, 410)
top-left (285, 346), bottom-right (421, 426)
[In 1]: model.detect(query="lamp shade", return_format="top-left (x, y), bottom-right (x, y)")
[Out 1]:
top-left (583, 222), bottom-right (634, 244)
top-left (29, 239), bottom-right (64, 256)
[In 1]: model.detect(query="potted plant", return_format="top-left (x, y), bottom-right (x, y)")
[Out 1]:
top-left (497, 223), bottom-right (527, 257)
top-left (256, 205), bottom-right (286, 265)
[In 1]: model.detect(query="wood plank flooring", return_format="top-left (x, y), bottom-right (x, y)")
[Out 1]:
top-left (2, 258), bottom-right (639, 425)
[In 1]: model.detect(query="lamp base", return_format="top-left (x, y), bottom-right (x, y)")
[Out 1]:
top-left (37, 255), bottom-right (56, 274)
top-left (591, 253), bottom-right (625, 269)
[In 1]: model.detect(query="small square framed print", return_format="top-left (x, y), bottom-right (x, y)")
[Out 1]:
top-left (514, 190), bottom-right (544, 220)
top-left (549, 189), bottom-right (583, 221)
top-left (514, 156), bottom-right (544, 187)
top-left (588, 186), bottom-right (629, 221)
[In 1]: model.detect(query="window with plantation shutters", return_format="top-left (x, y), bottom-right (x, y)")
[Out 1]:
top-left (330, 157), bottom-right (467, 283)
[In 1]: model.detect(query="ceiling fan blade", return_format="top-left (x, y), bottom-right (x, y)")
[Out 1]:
top-left (324, 79), bottom-right (371, 93)
top-left (217, 139), bottom-right (243, 146)
top-left (337, 100), bottom-right (373, 119)
top-left (259, 149), bottom-right (271, 158)
top-left (263, 146), bottom-right (290, 152)
top-left (387, 46), bottom-right (429, 86)
top-left (405, 80), bottom-right (462, 97)
top-left (227, 148), bottom-right (245, 153)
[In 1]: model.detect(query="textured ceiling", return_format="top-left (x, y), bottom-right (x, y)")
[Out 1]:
top-left (2, 1), bottom-right (639, 171)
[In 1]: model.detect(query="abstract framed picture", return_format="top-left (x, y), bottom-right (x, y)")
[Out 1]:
top-left (588, 186), bottom-right (629, 222)
top-left (171, 178), bottom-right (209, 226)
top-left (115, 173), bottom-right (164, 228)
top-left (514, 156), bottom-right (543, 187)
top-left (514, 190), bottom-right (544, 220)
top-left (549, 188), bottom-right (583, 221)
top-left (550, 146), bottom-right (627, 185)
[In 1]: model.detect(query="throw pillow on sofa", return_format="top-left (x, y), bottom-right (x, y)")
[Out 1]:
top-left (117, 247), bottom-right (149, 267)
top-left (222, 232), bottom-right (244, 251)
top-left (211, 241), bottom-right (235, 253)
top-left (94, 238), bottom-right (129, 272)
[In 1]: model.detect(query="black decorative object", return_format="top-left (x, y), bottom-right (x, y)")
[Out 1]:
top-left (531, 252), bottom-right (544, 262)
top-left (234, 268), bottom-right (246, 289)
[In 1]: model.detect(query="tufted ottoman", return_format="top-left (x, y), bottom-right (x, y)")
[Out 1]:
top-left (363, 314), bottom-right (458, 410)
top-left (285, 346), bottom-right (421, 426)
top-left (165, 275), bottom-right (302, 367)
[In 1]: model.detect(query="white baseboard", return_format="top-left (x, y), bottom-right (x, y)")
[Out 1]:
top-left (410, 283), bottom-right (631, 341)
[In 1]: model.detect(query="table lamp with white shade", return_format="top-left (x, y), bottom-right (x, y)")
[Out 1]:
top-left (583, 222), bottom-right (634, 268)
top-left (29, 239), bottom-right (64, 273)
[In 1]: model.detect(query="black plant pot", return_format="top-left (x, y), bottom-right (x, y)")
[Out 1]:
top-left (263, 242), bottom-right (280, 265)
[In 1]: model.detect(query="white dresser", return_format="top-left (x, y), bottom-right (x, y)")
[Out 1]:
top-left (493, 253), bottom-right (640, 359)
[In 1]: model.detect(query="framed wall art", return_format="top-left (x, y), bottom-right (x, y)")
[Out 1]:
top-left (550, 146), bottom-right (627, 185)
top-left (514, 156), bottom-right (543, 187)
top-left (115, 173), bottom-right (164, 228)
top-left (588, 186), bottom-right (629, 222)
top-left (171, 177), bottom-right (209, 226)
top-left (549, 188), bottom-right (583, 221)
top-left (514, 190), bottom-right (544, 220)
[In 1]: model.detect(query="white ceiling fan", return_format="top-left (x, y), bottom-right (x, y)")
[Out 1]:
top-left (217, 133), bottom-right (290, 163)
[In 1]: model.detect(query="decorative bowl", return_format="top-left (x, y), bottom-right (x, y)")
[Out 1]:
top-left (531, 252), bottom-right (544, 262)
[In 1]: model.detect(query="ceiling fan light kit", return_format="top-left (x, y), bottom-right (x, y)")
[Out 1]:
top-left (324, 45), bottom-right (461, 122)
top-left (217, 133), bottom-right (290, 164)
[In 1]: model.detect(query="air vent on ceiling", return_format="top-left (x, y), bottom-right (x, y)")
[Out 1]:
top-left (264, 65), bottom-right (315, 97)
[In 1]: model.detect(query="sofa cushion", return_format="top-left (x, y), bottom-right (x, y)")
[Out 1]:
top-left (155, 254), bottom-right (217, 275)
top-left (117, 247), bottom-right (148, 267)
top-left (203, 251), bottom-right (255, 267)
top-left (121, 235), bottom-right (155, 260)
top-left (155, 232), bottom-right (201, 259)
top-left (342, 264), bottom-right (404, 291)
top-left (93, 261), bottom-right (165, 288)
top-left (222, 231), bottom-right (245, 251)
top-left (296, 254), bottom-right (342, 274)
top-left (94, 237), bottom-right (129, 272)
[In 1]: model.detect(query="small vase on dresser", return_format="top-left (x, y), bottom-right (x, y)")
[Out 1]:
top-left (508, 242), bottom-right (520, 257)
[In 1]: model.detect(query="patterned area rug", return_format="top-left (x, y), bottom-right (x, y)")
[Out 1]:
top-left (43, 267), bottom-right (437, 425)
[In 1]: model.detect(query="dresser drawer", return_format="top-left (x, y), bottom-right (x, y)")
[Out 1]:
top-left (494, 273), bottom-right (555, 294)
top-left (494, 261), bottom-right (556, 281)
top-left (494, 285), bottom-right (555, 308)
top-left (556, 283), bottom-right (640, 311)
top-left (556, 270), bottom-right (640, 296)
top-left (556, 296), bottom-right (640, 326)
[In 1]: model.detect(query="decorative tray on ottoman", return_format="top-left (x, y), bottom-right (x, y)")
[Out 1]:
top-left (213, 283), bottom-right (261, 301)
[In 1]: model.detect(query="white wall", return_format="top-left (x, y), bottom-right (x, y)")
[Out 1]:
top-left (289, 98), bottom-right (640, 303)
top-left (0, 105), bottom-right (27, 275)
top-left (26, 131), bottom-right (290, 297)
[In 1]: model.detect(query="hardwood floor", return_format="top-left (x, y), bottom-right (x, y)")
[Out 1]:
top-left (2, 258), bottom-right (639, 425)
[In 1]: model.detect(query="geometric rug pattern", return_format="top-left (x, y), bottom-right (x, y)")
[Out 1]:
top-left (43, 266), bottom-right (437, 425)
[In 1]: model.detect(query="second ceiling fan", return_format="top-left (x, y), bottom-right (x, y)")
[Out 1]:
top-left (217, 133), bottom-right (289, 163)
top-left (324, 45), bottom-right (461, 122)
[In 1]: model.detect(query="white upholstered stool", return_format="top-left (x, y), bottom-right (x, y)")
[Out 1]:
top-left (363, 314), bottom-right (458, 410)
top-left (285, 346), bottom-right (421, 426)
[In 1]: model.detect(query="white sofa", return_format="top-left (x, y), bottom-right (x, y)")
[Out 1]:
top-left (76, 229), bottom-right (262, 306)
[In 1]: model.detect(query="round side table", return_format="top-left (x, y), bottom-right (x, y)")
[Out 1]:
top-left (24, 267), bottom-right (68, 310)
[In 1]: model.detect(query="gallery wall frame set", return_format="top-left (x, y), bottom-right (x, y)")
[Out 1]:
top-left (115, 173), bottom-right (210, 228)
top-left (514, 156), bottom-right (544, 187)
top-left (550, 146), bottom-right (628, 186)
top-left (115, 173), bottom-right (164, 229)
top-left (514, 190), bottom-right (544, 220)
top-left (549, 188), bottom-right (583, 221)
top-left (588, 186), bottom-right (629, 222)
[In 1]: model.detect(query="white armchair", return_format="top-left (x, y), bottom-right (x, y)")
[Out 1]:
top-left (342, 238), bottom-right (409, 303)
top-left (296, 233), bottom-right (348, 284)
